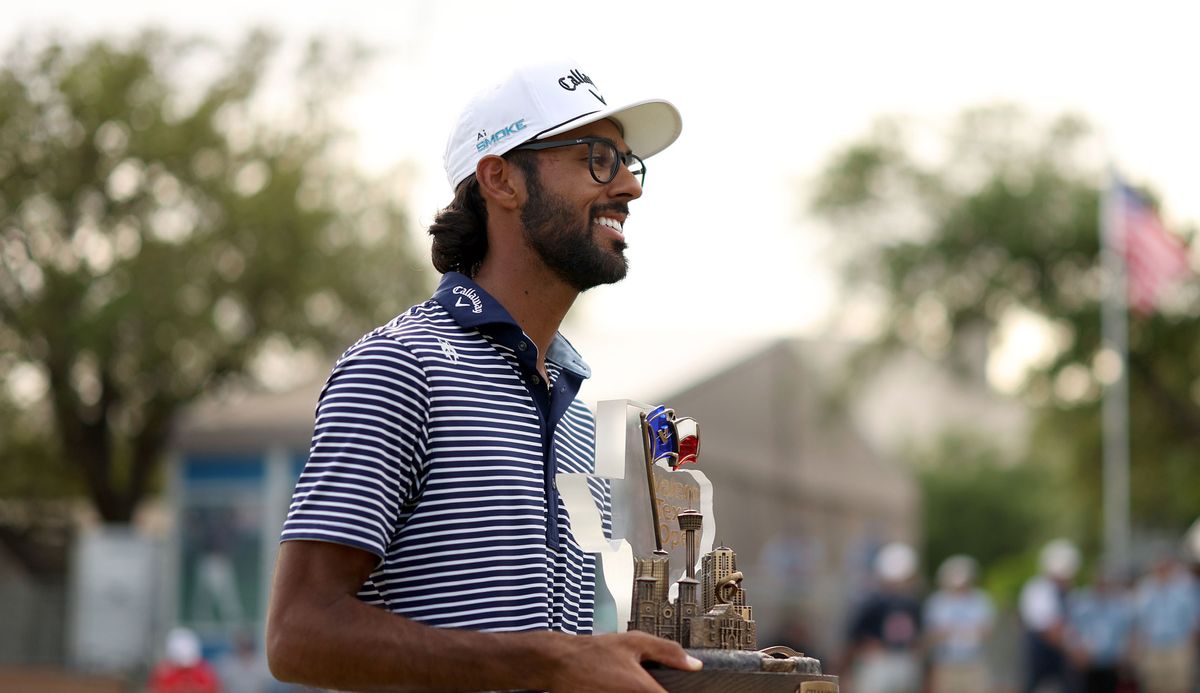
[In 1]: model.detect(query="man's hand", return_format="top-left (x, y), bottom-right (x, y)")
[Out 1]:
top-left (542, 631), bottom-right (702, 693)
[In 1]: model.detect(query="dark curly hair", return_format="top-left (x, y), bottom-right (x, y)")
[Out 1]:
top-left (429, 150), bottom-right (538, 276)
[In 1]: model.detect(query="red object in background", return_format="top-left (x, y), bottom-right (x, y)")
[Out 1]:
top-left (148, 661), bottom-right (221, 693)
top-left (1109, 178), bottom-right (1191, 315)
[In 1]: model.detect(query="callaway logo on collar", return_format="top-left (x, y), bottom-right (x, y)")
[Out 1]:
top-left (451, 285), bottom-right (483, 314)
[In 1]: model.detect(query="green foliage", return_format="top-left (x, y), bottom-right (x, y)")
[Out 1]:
top-left (0, 31), bottom-right (430, 521)
top-left (912, 431), bottom-right (1056, 604)
top-left (981, 551), bottom-right (1040, 609)
top-left (811, 104), bottom-right (1200, 545)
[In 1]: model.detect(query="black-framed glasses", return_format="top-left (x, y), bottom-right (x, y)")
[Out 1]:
top-left (510, 137), bottom-right (645, 186)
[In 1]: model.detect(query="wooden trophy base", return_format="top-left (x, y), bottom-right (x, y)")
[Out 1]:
top-left (647, 667), bottom-right (839, 693)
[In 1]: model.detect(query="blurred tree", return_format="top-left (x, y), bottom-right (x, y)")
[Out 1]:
top-left (810, 105), bottom-right (1199, 546)
top-left (0, 31), bottom-right (429, 523)
top-left (912, 430), bottom-right (1056, 603)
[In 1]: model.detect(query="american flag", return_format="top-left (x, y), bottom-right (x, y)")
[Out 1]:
top-left (1106, 178), bottom-right (1191, 314)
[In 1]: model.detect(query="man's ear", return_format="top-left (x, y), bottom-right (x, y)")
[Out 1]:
top-left (476, 155), bottom-right (524, 212)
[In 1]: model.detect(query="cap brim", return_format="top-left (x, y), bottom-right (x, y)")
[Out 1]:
top-left (537, 98), bottom-right (682, 160)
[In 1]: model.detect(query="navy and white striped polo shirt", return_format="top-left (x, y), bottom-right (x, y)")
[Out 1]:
top-left (281, 272), bottom-right (612, 634)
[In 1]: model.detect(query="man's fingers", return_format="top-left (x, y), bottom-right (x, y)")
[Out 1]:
top-left (676, 652), bottom-right (704, 671)
top-left (625, 633), bottom-right (703, 671)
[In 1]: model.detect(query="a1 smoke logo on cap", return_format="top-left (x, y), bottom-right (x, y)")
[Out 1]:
top-left (476, 119), bottom-right (527, 153)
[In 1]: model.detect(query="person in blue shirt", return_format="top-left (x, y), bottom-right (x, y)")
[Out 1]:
top-left (1066, 567), bottom-right (1134, 693)
top-left (924, 555), bottom-right (994, 693)
top-left (1131, 549), bottom-right (1199, 693)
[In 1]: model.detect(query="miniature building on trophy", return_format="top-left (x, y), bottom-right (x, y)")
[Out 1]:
top-left (628, 509), bottom-right (757, 650)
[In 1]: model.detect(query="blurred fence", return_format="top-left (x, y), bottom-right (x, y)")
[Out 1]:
top-left (0, 567), bottom-right (67, 665)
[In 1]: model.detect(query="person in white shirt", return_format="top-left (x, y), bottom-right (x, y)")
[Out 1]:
top-left (1019, 538), bottom-right (1080, 693)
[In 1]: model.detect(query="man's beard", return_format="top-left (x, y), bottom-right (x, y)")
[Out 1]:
top-left (520, 170), bottom-right (628, 292)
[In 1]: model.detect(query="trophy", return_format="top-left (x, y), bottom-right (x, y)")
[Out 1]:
top-left (559, 401), bottom-right (839, 692)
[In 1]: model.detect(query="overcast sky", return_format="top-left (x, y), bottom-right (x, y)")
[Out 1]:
top-left (7, 0), bottom-right (1199, 402)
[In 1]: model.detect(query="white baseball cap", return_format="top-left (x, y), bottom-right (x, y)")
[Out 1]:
top-left (443, 59), bottom-right (683, 190)
top-left (165, 626), bottom-right (202, 666)
top-left (875, 542), bottom-right (918, 583)
top-left (936, 554), bottom-right (979, 589)
top-left (1039, 538), bottom-right (1080, 579)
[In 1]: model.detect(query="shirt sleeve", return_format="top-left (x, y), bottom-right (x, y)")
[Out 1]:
top-left (280, 335), bottom-right (431, 560)
top-left (922, 593), bottom-right (944, 630)
top-left (1020, 577), bottom-right (1061, 632)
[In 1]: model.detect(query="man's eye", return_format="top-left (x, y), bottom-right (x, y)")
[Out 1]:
top-left (591, 148), bottom-right (616, 167)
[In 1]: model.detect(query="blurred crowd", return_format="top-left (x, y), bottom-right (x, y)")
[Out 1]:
top-left (145, 538), bottom-right (1199, 693)
top-left (147, 627), bottom-right (298, 693)
top-left (831, 538), bottom-right (1200, 693)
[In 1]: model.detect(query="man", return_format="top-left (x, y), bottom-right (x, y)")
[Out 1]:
top-left (924, 555), bottom-right (994, 693)
top-left (1019, 538), bottom-right (1080, 693)
top-left (149, 627), bottom-right (220, 693)
top-left (1131, 548), bottom-right (1198, 693)
top-left (1066, 566), bottom-right (1134, 693)
top-left (843, 541), bottom-right (924, 693)
top-left (265, 59), bottom-right (698, 692)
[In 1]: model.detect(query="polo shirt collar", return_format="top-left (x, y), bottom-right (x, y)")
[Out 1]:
top-left (546, 333), bottom-right (592, 380)
top-left (432, 272), bottom-right (592, 380)
top-left (433, 271), bottom-right (512, 329)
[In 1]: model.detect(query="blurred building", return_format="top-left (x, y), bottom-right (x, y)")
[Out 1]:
top-left (644, 335), bottom-right (1026, 659)
top-left (659, 338), bottom-right (918, 660)
top-left (0, 504), bottom-right (72, 665)
top-left (0, 378), bottom-right (310, 682)
top-left (162, 384), bottom-right (323, 660)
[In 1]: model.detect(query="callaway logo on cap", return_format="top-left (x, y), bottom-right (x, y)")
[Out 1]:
top-left (444, 59), bottom-right (683, 190)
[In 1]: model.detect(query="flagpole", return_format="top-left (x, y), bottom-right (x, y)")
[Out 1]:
top-left (1099, 170), bottom-right (1132, 569)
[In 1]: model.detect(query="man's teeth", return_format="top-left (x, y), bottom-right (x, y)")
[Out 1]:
top-left (596, 217), bottom-right (623, 232)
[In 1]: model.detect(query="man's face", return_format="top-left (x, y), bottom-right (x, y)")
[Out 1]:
top-left (517, 119), bottom-right (643, 292)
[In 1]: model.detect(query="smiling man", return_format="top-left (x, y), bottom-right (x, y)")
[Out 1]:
top-left (265, 60), bottom-right (693, 692)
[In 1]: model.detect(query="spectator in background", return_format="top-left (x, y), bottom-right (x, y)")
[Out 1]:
top-left (1131, 548), bottom-right (1199, 693)
top-left (1066, 566), bottom-right (1134, 693)
top-left (844, 541), bottom-right (924, 693)
top-left (1020, 538), bottom-right (1080, 693)
top-left (149, 626), bottom-right (220, 693)
top-left (1186, 522), bottom-right (1200, 693)
top-left (1185, 517), bottom-right (1200, 581)
top-left (924, 554), bottom-right (994, 693)
top-left (215, 631), bottom-right (273, 693)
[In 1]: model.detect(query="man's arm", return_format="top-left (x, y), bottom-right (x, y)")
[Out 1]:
top-left (266, 540), bottom-right (700, 692)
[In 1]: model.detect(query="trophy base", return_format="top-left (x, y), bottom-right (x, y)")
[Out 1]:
top-left (647, 667), bottom-right (839, 692)
top-left (645, 648), bottom-right (838, 692)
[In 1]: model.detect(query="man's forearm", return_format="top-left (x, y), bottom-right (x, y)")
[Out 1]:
top-left (267, 588), bottom-right (570, 692)
top-left (265, 540), bottom-right (696, 692)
